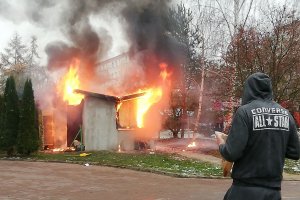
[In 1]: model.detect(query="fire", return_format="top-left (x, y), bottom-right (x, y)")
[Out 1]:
top-left (116, 102), bottom-right (122, 111)
top-left (117, 63), bottom-right (171, 129)
top-left (52, 148), bottom-right (65, 152)
top-left (159, 62), bottom-right (172, 81)
top-left (136, 88), bottom-right (162, 128)
top-left (58, 59), bottom-right (84, 105)
top-left (187, 141), bottom-right (196, 148)
top-left (134, 63), bottom-right (171, 128)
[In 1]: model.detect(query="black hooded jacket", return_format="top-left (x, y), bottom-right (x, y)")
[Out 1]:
top-left (219, 72), bottom-right (300, 189)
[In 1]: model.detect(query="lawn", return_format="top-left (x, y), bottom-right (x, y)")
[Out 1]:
top-left (1, 150), bottom-right (299, 177)
top-left (284, 159), bottom-right (300, 174)
top-left (0, 150), bottom-right (223, 177)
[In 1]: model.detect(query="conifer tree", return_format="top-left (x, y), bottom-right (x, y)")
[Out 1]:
top-left (0, 76), bottom-right (19, 156)
top-left (17, 79), bottom-right (39, 155)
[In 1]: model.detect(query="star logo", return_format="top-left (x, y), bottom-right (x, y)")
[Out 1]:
top-left (266, 116), bottom-right (273, 126)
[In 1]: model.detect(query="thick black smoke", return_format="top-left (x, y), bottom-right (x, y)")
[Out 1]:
top-left (11, 0), bottom-right (186, 88)
top-left (45, 0), bottom-right (112, 75)
top-left (45, 42), bottom-right (80, 69)
top-left (26, 0), bottom-right (55, 23)
top-left (122, 0), bottom-right (186, 86)
top-left (122, 0), bottom-right (185, 59)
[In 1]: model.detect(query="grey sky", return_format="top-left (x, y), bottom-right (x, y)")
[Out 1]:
top-left (0, 0), bottom-right (129, 66)
top-left (0, 0), bottom-right (298, 66)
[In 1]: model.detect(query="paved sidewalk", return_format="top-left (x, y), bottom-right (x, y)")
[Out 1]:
top-left (0, 160), bottom-right (299, 200)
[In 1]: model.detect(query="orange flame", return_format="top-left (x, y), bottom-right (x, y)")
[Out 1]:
top-left (187, 141), bottom-right (196, 148)
top-left (134, 63), bottom-right (172, 128)
top-left (58, 59), bottom-right (84, 105)
top-left (159, 62), bottom-right (172, 81)
top-left (117, 102), bottom-right (122, 112)
top-left (136, 88), bottom-right (162, 128)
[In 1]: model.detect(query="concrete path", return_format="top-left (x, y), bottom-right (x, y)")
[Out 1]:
top-left (0, 160), bottom-right (299, 200)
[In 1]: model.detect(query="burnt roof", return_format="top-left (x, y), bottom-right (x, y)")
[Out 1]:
top-left (74, 89), bottom-right (145, 103)
top-left (120, 92), bottom-right (146, 101)
top-left (75, 89), bottom-right (119, 102)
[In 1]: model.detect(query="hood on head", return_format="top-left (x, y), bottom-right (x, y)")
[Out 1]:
top-left (241, 72), bottom-right (273, 105)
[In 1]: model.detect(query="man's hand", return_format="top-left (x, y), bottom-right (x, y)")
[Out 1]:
top-left (215, 131), bottom-right (227, 146)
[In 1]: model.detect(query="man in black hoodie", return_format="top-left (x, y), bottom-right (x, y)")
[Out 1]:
top-left (216, 72), bottom-right (300, 200)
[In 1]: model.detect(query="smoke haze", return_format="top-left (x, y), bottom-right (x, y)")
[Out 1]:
top-left (1, 0), bottom-right (188, 110)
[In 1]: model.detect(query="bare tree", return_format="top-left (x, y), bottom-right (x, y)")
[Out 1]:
top-left (190, 0), bottom-right (230, 134)
top-left (27, 36), bottom-right (40, 68)
top-left (1, 33), bottom-right (27, 67)
top-left (225, 5), bottom-right (300, 110)
top-left (0, 34), bottom-right (43, 94)
top-left (0, 33), bottom-right (28, 93)
top-left (25, 36), bottom-right (50, 93)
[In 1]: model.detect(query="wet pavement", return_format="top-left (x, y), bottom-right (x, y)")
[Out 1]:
top-left (0, 160), bottom-right (299, 200)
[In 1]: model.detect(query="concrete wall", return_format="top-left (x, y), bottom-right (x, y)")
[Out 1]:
top-left (118, 130), bottom-right (135, 151)
top-left (83, 96), bottom-right (118, 151)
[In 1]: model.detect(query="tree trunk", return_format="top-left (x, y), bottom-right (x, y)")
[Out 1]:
top-left (172, 131), bottom-right (178, 138)
top-left (194, 69), bottom-right (205, 138)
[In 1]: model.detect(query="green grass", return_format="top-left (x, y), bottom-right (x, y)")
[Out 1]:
top-left (0, 151), bottom-right (223, 177)
top-left (284, 159), bottom-right (300, 174)
top-left (1, 150), bottom-right (299, 177)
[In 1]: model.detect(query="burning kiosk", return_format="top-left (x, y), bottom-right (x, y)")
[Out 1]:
top-left (75, 89), bottom-right (151, 151)
top-left (41, 54), bottom-right (169, 151)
